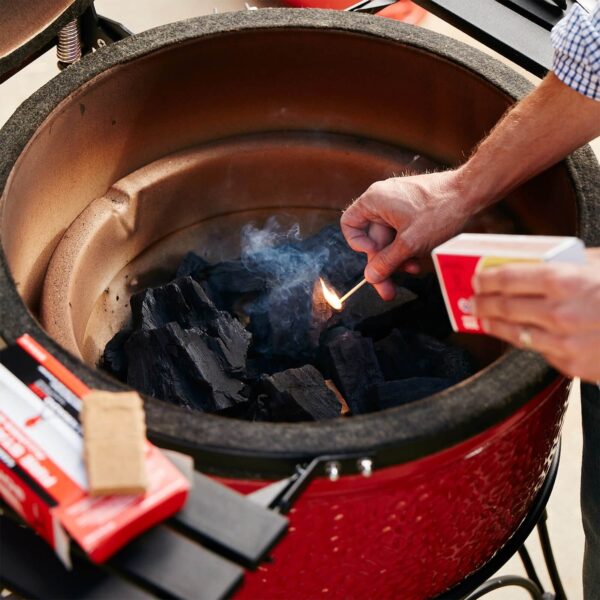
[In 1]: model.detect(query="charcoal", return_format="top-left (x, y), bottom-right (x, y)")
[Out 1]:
top-left (374, 329), bottom-right (418, 380)
top-left (406, 332), bottom-right (475, 383)
top-left (101, 328), bottom-right (132, 380)
top-left (368, 377), bottom-right (453, 411)
top-left (203, 261), bottom-right (268, 311)
top-left (247, 279), bottom-right (327, 362)
top-left (130, 276), bottom-right (214, 331)
top-left (104, 222), bottom-right (465, 423)
top-left (374, 329), bottom-right (474, 383)
top-left (260, 365), bottom-right (341, 421)
top-left (177, 252), bottom-right (210, 279)
top-left (357, 273), bottom-right (451, 340)
top-left (126, 322), bottom-right (247, 412)
top-left (318, 328), bottom-right (383, 414)
top-left (130, 277), bottom-right (250, 376)
top-left (332, 285), bottom-right (417, 331)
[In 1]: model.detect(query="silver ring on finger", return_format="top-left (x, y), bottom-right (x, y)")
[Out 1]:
top-left (519, 326), bottom-right (533, 350)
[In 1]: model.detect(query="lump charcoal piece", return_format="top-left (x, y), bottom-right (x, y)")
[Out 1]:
top-left (126, 322), bottom-right (246, 412)
top-left (374, 329), bottom-right (422, 381)
top-left (357, 295), bottom-right (452, 340)
top-left (261, 365), bottom-right (340, 422)
top-left (369, 377), bottom-right (453, 411)
top-left (203, 261), bottom-right (268, 311)
top-left (331, 285), bottom-right (417, 332)
top-left (177, 252), bottom-right (211, 279)
top-left (130, 276), bottom-right (214, 331)
top-left (398, 273), bottom-right (452, 338)
top-left (247, 279), bottom-right (326, 362)
top-left (319, 328), bottom-right (383, 415)
top-left (355, 273), bottom-right (451, 340)
top-left (130, 277), bottom-right (250, 375)
top-left (267, 283), bottom-right (314, 358)
top-left (374, 329), bottom-right (473, 383)
top-left (101, 328), bottom-right (132, 381)
top-left (406, 332), bottom-right (475, 383)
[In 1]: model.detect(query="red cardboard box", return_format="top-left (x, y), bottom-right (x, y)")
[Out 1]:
top-left (0, 334), bottom-right (190, 565)
top-left (432, 233), bottom-right (585, 334)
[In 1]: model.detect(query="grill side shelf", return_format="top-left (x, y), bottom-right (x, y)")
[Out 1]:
top-left (412, 0), bottom-right (557, 76)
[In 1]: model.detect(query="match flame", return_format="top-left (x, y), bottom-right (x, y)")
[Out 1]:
top-left (320, 278), bottom-right (343, 310)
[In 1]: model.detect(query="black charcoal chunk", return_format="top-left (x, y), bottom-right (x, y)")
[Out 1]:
top-left (319, 329), bottom-right (383, 415)
top-left (130, 276), bottom-right (213, 331)
top-left (177, 252), bottom-right (210, 279)
top-left (203, 261), bottom-right (268, 311)
top-left (332, 285), bottom-right (417, 331)
top-left (408, 332), bottom-right (475, 383)
top-left (260, 365), bottom-right (341, 421)
top-left (130, 277), bottom-right (250, 375)
top-left (374, 329), bottom-right (474, 383)
top-left (101, 328), bottom-right (132, 380)
top-left (374, 329), bottom-right (417, 380)
top-left (126, 322), bottom-right (247, 412)
top-left (369, 377), bottom-right (453, 410)
top-left (357, 273), bottom-right (452, 340)
top-left (247, 280), bottom-right (324, 362)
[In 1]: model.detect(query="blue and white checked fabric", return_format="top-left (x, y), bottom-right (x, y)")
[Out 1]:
top-left (551, 1), bottom-right (600, 100)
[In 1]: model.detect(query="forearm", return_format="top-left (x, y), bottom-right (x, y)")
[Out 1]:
top-left (456, 73), bottom-right (600, 213)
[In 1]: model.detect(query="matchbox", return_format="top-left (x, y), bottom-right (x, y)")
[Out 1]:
top-left (0, 334), bottom-right (190, 565)
top-left (432, 233), bottom-right (586, 334)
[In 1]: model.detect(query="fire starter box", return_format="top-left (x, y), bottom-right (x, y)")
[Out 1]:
top-left (432, 233), bottom-right (586, 334)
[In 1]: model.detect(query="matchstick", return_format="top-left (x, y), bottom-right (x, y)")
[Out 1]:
top-left (339, 278), bottom-right (368, 303)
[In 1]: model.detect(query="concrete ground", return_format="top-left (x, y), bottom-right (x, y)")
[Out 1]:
top-left (1, 2), bottom-right (597, 598)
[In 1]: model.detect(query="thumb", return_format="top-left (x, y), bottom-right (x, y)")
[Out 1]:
top-left (364, 237), bottom-right (411, 284)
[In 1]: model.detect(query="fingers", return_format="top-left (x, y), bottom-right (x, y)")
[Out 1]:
top-left (368, 222), bottom-right (396, 252)
top-left (341, 198), bottom-right (399, 256)
top-left (340, 200), bottom-right (378, 254)
top-left (473, 294), bottom-right (589, 334)
top-left (480, 318), bottom-right (566, 356)
top-left (373, 279), bottom-right (398, 301)
top-left (482, 318), bottom-right (600, 381)
top-left (473, 262), bottom-right (579, 300)
top-left (400, 259), bottom-right (421, 275)
top-left (365, 237), bottom-right (411, 284)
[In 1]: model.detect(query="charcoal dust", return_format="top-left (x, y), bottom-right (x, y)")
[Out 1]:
top-left (101, 222), bottom-right (475, 421)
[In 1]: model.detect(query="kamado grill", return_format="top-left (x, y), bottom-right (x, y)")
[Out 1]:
top-left (1, 2), bottom-right (600, 599)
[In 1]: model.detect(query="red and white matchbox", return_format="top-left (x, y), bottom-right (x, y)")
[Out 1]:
top-left (0, 334), bottom-right (190, 565)
top-left (432, 233), bottom-right (586, 334)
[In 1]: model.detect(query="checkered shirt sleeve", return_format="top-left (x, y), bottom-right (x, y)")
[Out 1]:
top-left (551, 2), bottom-right (600, 100)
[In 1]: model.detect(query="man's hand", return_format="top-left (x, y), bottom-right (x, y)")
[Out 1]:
top-left (340, 73), bottom-right (600, 302)
top-left (472, 249), bottom-right (600, 382)
top-left (341, 171), bottom-right (473, 300)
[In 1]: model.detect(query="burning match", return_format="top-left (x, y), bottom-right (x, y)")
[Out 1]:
top-left (320, 277), bottom-right (368, 310)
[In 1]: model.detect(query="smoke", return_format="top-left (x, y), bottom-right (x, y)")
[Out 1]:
top-left (239, 216), bottom-right (340, 359)
top-left (241, 216), bottom-right (328, 284)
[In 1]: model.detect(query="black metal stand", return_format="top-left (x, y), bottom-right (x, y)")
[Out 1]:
top-left (437, 443), bottom-right (566, 599)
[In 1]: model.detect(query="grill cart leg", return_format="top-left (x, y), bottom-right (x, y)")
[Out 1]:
top-left (464, 575), bottom-right (544, 600)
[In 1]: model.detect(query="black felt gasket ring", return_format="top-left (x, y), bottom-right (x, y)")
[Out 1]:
top-left (0, 10), bottom-right (599, 478)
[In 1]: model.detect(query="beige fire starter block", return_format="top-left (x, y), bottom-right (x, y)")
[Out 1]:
top-left (82, 390), bottom-right (148, 496)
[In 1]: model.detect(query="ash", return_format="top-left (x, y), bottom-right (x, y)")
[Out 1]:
top-left (102, 222), bottom-right (474, 421)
